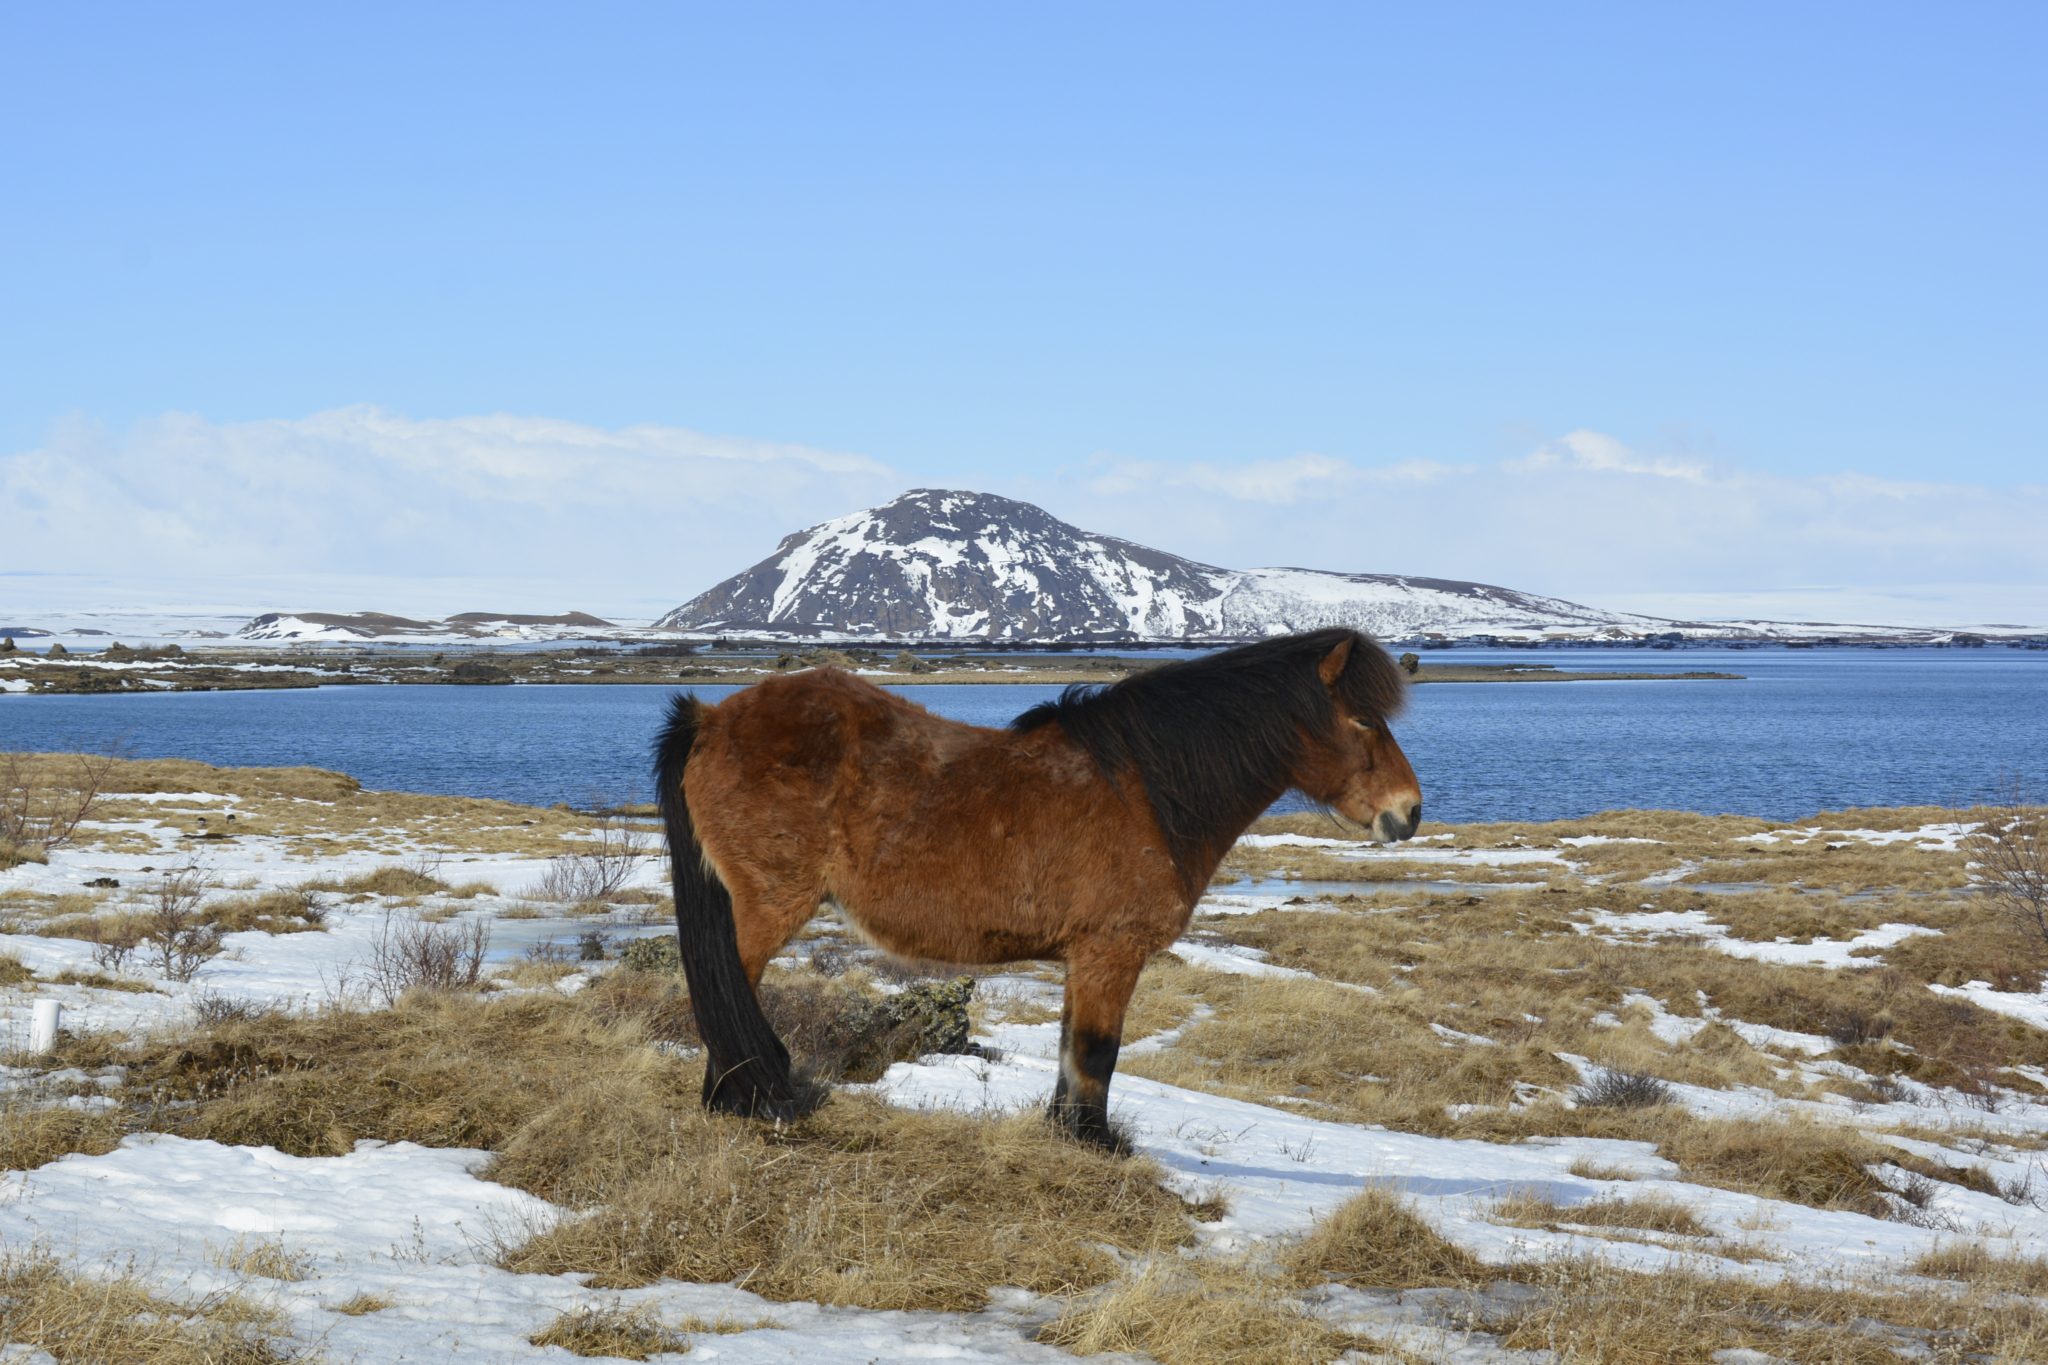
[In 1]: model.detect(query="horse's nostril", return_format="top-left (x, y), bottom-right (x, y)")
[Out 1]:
top-left (1407, 801), bottom-right (1423, 831)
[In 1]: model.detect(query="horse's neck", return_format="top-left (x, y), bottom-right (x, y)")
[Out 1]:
top-left (1173, 772), bottom-right (1293, 901)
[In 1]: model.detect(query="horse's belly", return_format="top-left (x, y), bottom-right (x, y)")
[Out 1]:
top-left (834, 881), bottom-right (1068, 966)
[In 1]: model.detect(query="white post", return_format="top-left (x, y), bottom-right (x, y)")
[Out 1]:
top-left (28, 999), bottom-right (61, 1055)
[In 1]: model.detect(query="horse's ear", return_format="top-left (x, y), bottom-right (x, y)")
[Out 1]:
top-left (1317, 636), bottom-right (1353, 687)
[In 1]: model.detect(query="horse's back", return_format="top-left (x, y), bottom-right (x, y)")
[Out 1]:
top-left (685, 667), bottom-right (1185, 964)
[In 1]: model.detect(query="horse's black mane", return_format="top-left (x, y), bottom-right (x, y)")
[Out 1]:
top-left (1012, 628), bottom-right (1406, 890)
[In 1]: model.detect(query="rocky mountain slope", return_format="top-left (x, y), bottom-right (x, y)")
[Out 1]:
top-left (654, 489), bottom-right (1675, 642)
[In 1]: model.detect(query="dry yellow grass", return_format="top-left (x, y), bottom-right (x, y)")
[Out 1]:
top-left (1479, 1254), bottom-right (2048, 1364)
top-left (329, 1293), bottom-right (390, 1316)
top-left (21, 975), bottom-right (1195, 1315)
top-left (1283, 1184), bottom-right (1487, 1289)
top-left (1035, 1257), bottom-right (1388, 1364)
top-left (1491, 1189), bottom-right (1710, 1238)
top-left (48, 968), bottom-right (159, 992)
top-left (41, 752), bottom-right (633, 861)
top-left (500, 1097), bottom-right (1194, 1311)
top-left (1217, 841), bottom-right (1548, 885)
top-left (1910, 1241), bottom-right (2048, 1294)
top-left (1194, 886), bottom-right (2048, 1100)
top-left (202, 886), bottom-right (328, 934)
top-left (0, 1251), bottom-right (305, 1363)
top-left (527, 1304), bottom-right (695, 1358)
top-left (212, 1237), bottom-right (313, 1282)
top-left (0, 1097), bottom-right (127, 1171)
top-left (1241, 805), bottom-right (1988, 897)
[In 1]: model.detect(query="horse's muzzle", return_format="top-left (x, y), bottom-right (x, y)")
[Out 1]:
top-left (1373, 800), bottom-right (1422, 843)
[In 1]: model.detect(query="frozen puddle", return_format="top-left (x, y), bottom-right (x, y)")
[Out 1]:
top-left (1581, 907), bottom-right (1940, 967)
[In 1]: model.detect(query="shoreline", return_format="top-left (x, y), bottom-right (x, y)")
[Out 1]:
top-left (0, 648), bottom-right (1743, 696)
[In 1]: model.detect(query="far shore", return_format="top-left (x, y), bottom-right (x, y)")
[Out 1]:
top-left (0, 644), bottom-right (1741, 696)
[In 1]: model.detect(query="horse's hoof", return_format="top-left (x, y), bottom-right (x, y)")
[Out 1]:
top-left (1048, 1106), bottom-right (1133, 1156)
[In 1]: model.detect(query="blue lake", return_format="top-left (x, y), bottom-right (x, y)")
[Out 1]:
top-left (3, 648), bottom-right (2044, 823)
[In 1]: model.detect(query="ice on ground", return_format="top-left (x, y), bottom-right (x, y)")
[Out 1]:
top-left (1610, 991), bottom-right (1837, 1057)
top-left (1582, 907), bottom-right (1939, 967)
top-left (1929, 979), bottom-right (2048, 1031)
top-left (1235, 833), bottom-right (1565, 867)
top-left (1737, 822), bottom-right (1980, 852)
top-left (1168, 939), bottom-right (1319, 980)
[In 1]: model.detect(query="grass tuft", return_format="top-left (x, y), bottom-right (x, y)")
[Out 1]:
top-left (1037, 1257), bottom-right (1385, 1364)
top-left (500, 1097), bottom-right (1193, 1311)
top-left (1283, 1185), bottom-right (1486, 1289)
top-left (528, 1304), bottom-right (694, 1359)
top-left (0, 1251), bottom-right (307, 1364)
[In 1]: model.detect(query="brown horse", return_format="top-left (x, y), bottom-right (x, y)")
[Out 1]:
top-left (654, 627), bottom-right (1421, 1147)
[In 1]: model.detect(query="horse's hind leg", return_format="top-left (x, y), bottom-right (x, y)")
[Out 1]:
top-left (1050, 945), bottom-right (1147, 1152)
top-left (731, 885), bottom-right (824, 987)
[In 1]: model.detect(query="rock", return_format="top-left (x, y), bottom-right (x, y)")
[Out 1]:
top-left (879, 976), bottom-right (976, 1059)
top-left (620, 935), bottom-right (682, 973)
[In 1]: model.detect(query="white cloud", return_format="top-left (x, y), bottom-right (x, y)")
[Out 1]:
top-left (6, 412), bottom-right (2044, 629)
top-left (2, 406), bottom-right (901, 607)
top-left (1513, 428), bottom-right (1711, 482)
top-left (1044, 431), bottom-right (2048, 627)
top-left (1081, 452), bottom-right (1462, 505)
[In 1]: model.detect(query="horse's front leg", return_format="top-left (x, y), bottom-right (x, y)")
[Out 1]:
top-left (1050, 945), bottom-right (1147, 1152)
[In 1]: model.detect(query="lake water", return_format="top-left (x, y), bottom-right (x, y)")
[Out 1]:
top-left (3, 649), bottom-right (2044, 824)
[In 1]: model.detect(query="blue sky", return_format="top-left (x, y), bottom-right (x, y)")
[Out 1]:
top-left (3, 3), bottom-right (2043, 625)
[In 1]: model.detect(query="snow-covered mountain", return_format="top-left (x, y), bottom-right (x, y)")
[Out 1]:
top-left (236, 611), bottom-right (617, 643)
top-left (654, 489), bottom-right (1680, 642)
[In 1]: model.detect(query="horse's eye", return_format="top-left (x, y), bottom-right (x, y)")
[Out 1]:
top-left (1351, 718), bottom-right (1375, 736)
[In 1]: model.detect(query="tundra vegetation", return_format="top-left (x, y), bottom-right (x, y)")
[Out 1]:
top-left (2, 753), bottom-right (2047, 1361)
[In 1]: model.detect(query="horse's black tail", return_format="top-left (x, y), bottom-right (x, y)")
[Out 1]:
top-left (653, 694), bottom-right (798, 1120)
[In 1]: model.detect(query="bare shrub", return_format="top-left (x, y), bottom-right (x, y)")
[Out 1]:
top-left (1884, 1168), bottom-right (1965, 1230)
top-left (524, 938), bottom-right (575, 967)
top-left (89, 924), bottom-right (140, 973)
top-left (140, 865), bottom-right (222, 983)
top-left (364, 912), bottom-right (490, 1006)
top-left (191, 992), bottom-right (275, 1027)
top-left (533, 811), bottom-right (652, 903)
top-left (1572, 1066), bottom-right (1673, 1110)
top-left (0, 747), bottom-right (122, 863)
top-left (1970, 789), bottom-right (2048, 958)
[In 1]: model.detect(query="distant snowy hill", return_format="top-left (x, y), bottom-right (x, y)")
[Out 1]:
top-left (654, 489), bottom-right (1682, 642)
top-left (236, 611), bottom-right (616, 643)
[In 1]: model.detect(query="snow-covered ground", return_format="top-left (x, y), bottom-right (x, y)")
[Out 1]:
top-left (5, 797), bottom-right (2047, 1361)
